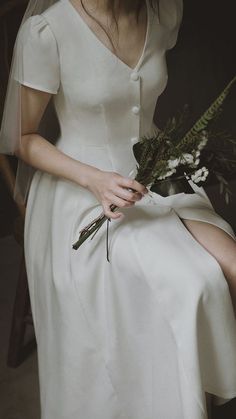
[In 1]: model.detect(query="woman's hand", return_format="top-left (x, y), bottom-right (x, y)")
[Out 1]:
top-left (85, 169), bottom-right (148, 219)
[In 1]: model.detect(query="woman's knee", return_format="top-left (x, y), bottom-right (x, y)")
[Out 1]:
top-left (221, 259), bottom-right (236, 284)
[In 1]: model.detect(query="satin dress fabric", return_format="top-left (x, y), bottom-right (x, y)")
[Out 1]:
top-left (15, 0), bottom-right (236, 418)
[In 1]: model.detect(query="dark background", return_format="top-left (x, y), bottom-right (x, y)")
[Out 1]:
top-left (0, 1), bottom-right (236, 418)
top-left (155, 0), bottom-right (236, 231)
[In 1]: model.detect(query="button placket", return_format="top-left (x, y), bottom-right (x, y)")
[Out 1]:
top-left (130, 71), bottom-right (141, 145)
top-left (130, 71), bottom-right (140, 82)
top-left (132, 105), bottom-right (140, 115)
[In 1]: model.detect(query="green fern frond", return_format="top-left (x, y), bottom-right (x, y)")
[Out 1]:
top-left (178, 75), bottom-right (236, 148)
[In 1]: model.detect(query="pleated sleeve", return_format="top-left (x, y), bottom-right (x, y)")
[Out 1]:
top-left (14, 14), bottom-right (60, 94)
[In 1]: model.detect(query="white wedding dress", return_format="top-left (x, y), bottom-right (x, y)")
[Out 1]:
top-left (15, 0), bottom-right (236, 418)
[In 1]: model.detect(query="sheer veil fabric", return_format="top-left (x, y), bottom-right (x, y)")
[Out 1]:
top-left (0, 0), bottom-right (59, 204)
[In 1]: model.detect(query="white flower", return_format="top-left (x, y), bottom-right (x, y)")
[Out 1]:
top-left (192, 157), bottom-right (200, 167)
top-left (189, 150), bottom-right (201, 168)
top-left (158, 168), bottom-right (176, 180)
top-left (198, 139), bottom-right (208, 151)
top-left (191, 166), bottom-right (209, 183)
top-left (167, 158), bottom-right (180, 169)
top-left (181, 153), bottom-right (194, 164)
top-left (197, 131), bottom-right (208, 150)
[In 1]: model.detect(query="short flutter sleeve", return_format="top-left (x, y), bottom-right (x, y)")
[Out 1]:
top-left (14, 15), bottom-right (60, 94)
top-left (159, 0), bottom-right (183, 50)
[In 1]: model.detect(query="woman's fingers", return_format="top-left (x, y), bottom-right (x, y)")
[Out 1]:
top-left (103, 203), bottom-right (123, 220)
top-left (86, 170), bottom-right (148, 220)
top-left (119, 177), bottom-right (148, 195)
top-left (113, 186), bottom-right (142, 202)
top-left (106, 194), bottom-right (134, 209)
top-left (101, 177), bottom-right (147, 220)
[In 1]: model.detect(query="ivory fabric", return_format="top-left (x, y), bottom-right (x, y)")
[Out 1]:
top-left (16, 0), bottom-right (236, 418)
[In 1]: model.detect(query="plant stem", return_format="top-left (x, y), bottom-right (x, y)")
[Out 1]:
top-left (72, 204), bottom-right (117, 250)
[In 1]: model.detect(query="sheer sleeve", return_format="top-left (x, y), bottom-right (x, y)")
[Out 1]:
top-left (14, 14), bottom-right (60, 94)
top-left (159, 0), bottom-right (183, 50)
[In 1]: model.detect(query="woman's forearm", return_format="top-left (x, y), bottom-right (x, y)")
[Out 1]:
top-left (15, 133), bottom-right (100, 188)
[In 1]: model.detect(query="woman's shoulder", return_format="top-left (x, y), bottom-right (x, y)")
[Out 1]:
top-left (18, 0), bottom-right (65, 38)
top-left (14, 7), bottom-right (61, 95)
top-left (16, 0), bottom-right (68, 51)
top-left (16, 14), bottom-right (56, 54)
top-left (158, 0), bottom-right (183, 30)
top-left (41, 0), bottom-right (67, 22)
top-left (156, 0), bottom-right (183, 50)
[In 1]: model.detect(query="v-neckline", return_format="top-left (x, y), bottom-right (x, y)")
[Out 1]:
top-left (64, 0), bottom-right (151, 72)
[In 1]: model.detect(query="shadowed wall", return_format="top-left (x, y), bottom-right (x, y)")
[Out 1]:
top-left (154, 0), bottom-right (236, 229)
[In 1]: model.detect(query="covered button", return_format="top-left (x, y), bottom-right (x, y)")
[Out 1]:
top-left (132, 105), bottom-right (140, 115)
top-left (130, 72), bottom-right (140, 81)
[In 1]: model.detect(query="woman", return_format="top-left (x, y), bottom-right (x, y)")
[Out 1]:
top-left (1, 0), bottom-right (236, 418)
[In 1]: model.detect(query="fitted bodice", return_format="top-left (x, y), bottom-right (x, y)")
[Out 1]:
top-left (15, 0), bottom-right (183, 178)
top-left (41, 0), bottom-right (181, 176)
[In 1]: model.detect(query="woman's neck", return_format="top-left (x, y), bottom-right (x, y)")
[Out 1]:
top-left (80, 0), bottom-right (142, 16)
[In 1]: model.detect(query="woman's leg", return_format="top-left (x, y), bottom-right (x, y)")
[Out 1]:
top-left (180, 219), bottom-right (236, 315)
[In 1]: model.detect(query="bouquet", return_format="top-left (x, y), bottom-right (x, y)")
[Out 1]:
top-left (72, 75), bottom-right (236, 253)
